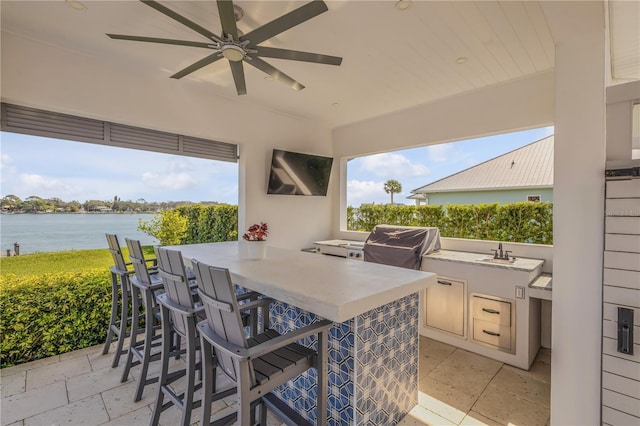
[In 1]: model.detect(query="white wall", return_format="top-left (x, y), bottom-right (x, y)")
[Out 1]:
top-left (1, 33), bottom-right (334, 249)
top-left (541, 2), bottom-right (606, 424)
top-left (607, 81), bottom-right (640, 160)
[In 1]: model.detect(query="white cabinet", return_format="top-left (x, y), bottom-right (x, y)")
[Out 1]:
top-left (420, 252), bottom-right (544, 369)
top-left (425, 277), bottom-right (466, 337)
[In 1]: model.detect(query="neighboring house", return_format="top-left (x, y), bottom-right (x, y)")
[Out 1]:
top-left (408, 136), bottom-right (554, 205)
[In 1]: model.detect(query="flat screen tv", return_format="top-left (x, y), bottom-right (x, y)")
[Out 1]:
top-left (267, 149), bottom-right (334, 196)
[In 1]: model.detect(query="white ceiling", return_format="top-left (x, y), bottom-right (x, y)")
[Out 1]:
top-left (0, 1), bottom-right (635, 129)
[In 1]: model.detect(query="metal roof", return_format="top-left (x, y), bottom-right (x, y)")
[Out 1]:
top-left (409, 135), bottom-right (554, 196)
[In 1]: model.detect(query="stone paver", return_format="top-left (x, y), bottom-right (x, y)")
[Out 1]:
top-left (25, 354), bottom-right (92, 390)
top-left (0, 338), bottom-right (551, 426)
top-left (0, 381), bottom-right (68, 425)
top-left (0, 371), bottom-right (26, 398)
top-left (23, 394), bottom-right (109, 426)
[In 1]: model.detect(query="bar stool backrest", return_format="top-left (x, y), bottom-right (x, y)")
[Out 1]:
top-left (125, 238), bottom-right (153, 286)
top-left (154, 247), bottom-right (195, 338)
top-left (191, 259), bottom-right (251, 383)
top-left (106, 233), bottom-right (128, 272)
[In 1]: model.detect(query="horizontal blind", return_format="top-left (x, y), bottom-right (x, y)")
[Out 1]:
top-left (1, 103), bottom-right (237, 163)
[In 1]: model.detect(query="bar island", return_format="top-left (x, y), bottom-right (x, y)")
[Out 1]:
top-left (168, 241), bottom-right (436, 425)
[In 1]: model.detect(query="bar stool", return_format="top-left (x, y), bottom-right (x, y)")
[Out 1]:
top-left (120, 238), bottom-right (165, 401)
top-left (192, 258), bottom-right (332, 426)
top-left (102, 233), bottom-right (137, 368)
top-left (150, 247), bottom-right (206, 426)
top-left (150, 248), bottom-right (264, 426)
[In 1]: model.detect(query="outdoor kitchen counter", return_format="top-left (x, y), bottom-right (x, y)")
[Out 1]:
top-left (424, 249), bottom-right (544, 273)
top-left (165, 241), bottom-right (436, 425)
top-left (167, 241), bottom-right (436, 323)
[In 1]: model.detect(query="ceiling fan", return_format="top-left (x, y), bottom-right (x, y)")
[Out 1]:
top-left (107, 0), bottom-right (342, 95)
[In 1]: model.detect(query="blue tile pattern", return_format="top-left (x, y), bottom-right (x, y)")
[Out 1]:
top-left (266, 292), bottom-right (419, 425)
top-left (354, 293), bottom-right (419, 425)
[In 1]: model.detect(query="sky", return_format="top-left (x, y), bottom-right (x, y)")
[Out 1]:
top-left (0, 133), bottom-right (239, 204)
top-left (346, 126), bottom-right (554, 206)
top-left (0, 126), bottom-right (553, 206)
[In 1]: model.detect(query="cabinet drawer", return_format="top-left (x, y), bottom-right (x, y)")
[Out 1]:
top-left (472, 296), bottom-right (511, 326)
top-left (473, 319), bottom-right (512, 350)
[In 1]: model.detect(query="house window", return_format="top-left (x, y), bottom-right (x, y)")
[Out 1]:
top-left (528, 195), bottom-right (541, 202)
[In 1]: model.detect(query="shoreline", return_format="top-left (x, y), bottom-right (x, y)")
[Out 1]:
top-left (1, 211), bottom-right (157, 215)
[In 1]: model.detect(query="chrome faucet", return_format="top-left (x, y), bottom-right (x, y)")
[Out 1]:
top-left (492, 242), bottom-right (512, 260)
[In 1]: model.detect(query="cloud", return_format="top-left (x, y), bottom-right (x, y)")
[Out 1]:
top-left (427, 144), bottom-right (454, 163)
top-left (142, 171), bottom-right (197, 190)
top-left (18, 173), bottom-right (83, 197)
top-left (358, 153), bottom-right (429, 178)
top-left (0, 153), bottom-right (17, 184)
top-left (141, 158), bottom-right (200, 191)
top-left (1, 153), bottom-right (13, 167)
top-left (347, 180), bottom-right (387, 205)
top-left (167, 158), bottom-right (193, 173)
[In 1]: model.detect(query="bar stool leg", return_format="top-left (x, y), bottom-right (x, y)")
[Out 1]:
top-left (111, 273), bottom-right (129, 368)
top-left (102, 271), bottom-right (119, 355)
top-left (133, 292), bottom-right (158, 402)
top-left (151, 306), bottom-right (171, 426)
top-left (120, 284), bottom-right (141, 385)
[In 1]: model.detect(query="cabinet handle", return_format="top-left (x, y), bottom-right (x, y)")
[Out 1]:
top-left (483, 330), bottom-right (500, 337)
top-left (437, 280), bottom-right (452, 286)
top-left (482, 308), bottom-right (500, 315)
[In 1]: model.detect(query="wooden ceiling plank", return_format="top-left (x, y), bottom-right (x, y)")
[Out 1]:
top-left (452, 1), bottom-right (522, 80)
top-left (500, 1), bottom-right (553, 72)
top-left (475, 1), bottom-right (537, 76)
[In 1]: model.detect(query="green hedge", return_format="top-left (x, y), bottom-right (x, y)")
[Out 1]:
top-left (348, 202), bottom-right (553, 244)
top-left (138, 204), bottom-right (239, 245)
top-left (176, 204), bottom-right (239, 244)
top-left (0, 270), bottom-right (112, 367)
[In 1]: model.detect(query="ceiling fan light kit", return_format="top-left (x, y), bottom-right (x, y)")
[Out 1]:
top-left (107, 0), bottom-right (342, 96)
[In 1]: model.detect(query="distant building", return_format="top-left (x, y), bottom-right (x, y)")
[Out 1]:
top-left (408, 136), bottom-right (553, 205)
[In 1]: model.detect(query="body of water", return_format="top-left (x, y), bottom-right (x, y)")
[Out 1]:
top-left (0, 213), bottom-right (158, 254)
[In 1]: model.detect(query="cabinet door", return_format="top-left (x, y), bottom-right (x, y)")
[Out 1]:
top-left (425, 277), bottom-right (465, 336)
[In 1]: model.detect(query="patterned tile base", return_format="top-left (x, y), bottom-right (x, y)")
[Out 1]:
top-left (268, 293), bottom-right (419, 425)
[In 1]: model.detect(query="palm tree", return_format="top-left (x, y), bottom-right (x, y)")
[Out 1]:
top-left (383, 179), bottom-right (402, 204)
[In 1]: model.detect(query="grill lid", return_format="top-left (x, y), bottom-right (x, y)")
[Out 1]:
top-left (363, 225), bottom-right (441, 269)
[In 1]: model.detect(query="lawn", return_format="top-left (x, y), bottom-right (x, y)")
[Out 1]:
top-left (0, 246), bottom-right (156, 277)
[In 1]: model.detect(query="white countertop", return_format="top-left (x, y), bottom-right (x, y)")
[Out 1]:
top-left (165, 241), bottom-right (436, 323)
top-left (424, 249), bottom-right (544, 272)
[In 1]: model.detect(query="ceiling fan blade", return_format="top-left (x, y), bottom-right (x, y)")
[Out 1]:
top-left (170, 53), bottom-right (224, 79)
top-left (254, 46), bottom-right (342, 66)
top-left (245, 57), bottom-right (305, 91)
top-left (107, 34), bottom-right (212, 49)
top-left (141, 0), bottom-right (222, 43)
top-left (240, 1), bottom-right (328, 46)
top-left (216, 0), bottom-right (239, 41)
top-left (229, 61), bottom-right (247, 95)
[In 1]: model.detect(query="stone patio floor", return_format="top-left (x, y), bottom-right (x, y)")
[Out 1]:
top-left (0, 336), bottom-right (550, 425)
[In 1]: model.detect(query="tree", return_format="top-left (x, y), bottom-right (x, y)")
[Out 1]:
top-left (383, 179), bottom-right (402, 205)
top-left (138, 209), bottom-right (188, 245)
top-left (1, 194), bottom-right (22, 211)
top-left (23, 195), bottom-right (49, 212)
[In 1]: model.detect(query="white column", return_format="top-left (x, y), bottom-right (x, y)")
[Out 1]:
top-left (549, 7), bottom-right (606, 425)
